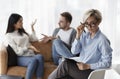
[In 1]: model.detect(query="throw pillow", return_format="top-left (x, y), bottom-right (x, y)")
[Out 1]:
top-left (6, 45), bottom-right (17, 67)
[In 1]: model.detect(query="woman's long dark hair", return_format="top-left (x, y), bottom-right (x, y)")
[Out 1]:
top-left (6, 13), bottom-right (28, 35)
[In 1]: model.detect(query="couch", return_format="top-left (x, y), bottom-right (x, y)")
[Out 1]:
top-left (0, 41), bottom-right (57, 79)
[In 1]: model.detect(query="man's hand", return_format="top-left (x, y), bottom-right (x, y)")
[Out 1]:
top-left (40, 34), bottom-right (55, 43)
top-left (76, 62), bottom-right (90, 70)
top-left (41, 34), bottom-right (50, 43)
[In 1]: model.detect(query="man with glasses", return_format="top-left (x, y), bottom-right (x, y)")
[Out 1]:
top-left (48, 9), bottom-right (113, 79)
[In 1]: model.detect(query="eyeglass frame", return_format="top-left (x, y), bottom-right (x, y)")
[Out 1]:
top-left (84, 21), bottom-right (98, 28)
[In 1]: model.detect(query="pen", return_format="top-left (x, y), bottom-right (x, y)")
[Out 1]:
top-left (80, 22), bottom-right (86, 33)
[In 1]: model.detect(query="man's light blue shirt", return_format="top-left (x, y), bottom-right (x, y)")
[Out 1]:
top-left (71, 29), bottom-right (113, 70)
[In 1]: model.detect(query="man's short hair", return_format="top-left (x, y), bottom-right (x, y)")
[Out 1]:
top-left (60, 12), bottom-right (72, 23)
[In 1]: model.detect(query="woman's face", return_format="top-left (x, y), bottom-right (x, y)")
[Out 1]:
top-left (14, 18), bottom-right (23, 30)
top-left (85, 16), bottom-right (99, 34)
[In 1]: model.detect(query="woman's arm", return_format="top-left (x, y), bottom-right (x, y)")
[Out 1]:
top-left (29, 19), bottom-right (38, 42)
top-left (90, 39), bottom-right (113, 70)
top-left (4, 34), bottom-right (26, 56)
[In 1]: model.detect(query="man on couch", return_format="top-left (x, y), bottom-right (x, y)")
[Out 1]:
top-left (41, 12), bottom-right (76, 65)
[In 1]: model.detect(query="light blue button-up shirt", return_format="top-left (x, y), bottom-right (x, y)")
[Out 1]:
top-left (71, 29), bottom-right (112, 70)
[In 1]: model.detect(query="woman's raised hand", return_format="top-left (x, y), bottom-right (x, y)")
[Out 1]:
top-left (76, 22), bottom-right (85, 39)
top-left (31, 19), bottom-right (37, 32)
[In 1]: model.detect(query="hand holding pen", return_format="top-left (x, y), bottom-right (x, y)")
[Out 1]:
top-left (76, 22), bottom-right (85, 39)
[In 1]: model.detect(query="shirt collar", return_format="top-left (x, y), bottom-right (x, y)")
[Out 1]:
top-left (87, 29), bottom-right (101, 39)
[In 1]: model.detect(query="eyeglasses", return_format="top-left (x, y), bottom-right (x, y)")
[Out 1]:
top-left (84, 22), bottom-right (97, 28)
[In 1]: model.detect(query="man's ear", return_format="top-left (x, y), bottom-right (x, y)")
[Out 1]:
top-left (67, 22), bottom-right (70, 26)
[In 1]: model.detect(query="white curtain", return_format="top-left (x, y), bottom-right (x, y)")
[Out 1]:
top-left (0, 0), bottom-right (120, 64)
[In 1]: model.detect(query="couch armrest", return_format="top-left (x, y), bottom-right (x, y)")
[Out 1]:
top-left (0, 45), bottom-right (8, 75)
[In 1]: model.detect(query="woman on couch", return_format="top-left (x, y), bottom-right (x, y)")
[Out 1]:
top-left (4, 13), bottom-right (44, 79)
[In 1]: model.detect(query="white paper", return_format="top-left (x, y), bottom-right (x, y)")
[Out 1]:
top-left (67, 57), bottom-right (81, 62)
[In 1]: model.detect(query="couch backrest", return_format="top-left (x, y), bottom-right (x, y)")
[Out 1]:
top-left (31, 41), bottom-right (52, 62)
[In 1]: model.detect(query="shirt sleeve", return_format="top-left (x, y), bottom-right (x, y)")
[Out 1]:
top-left (71, 39), bottom-right (82, 55)
top-left (71, 32), bottom-right (85, 55)
top-left (29, 31), bottom-right (38, 42)
top-left (4, 34), bottom-right (27, 56)
top-left (90, 38), bottom-right (113, 70)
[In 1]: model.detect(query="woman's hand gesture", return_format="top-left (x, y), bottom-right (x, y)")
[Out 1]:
top-left (31, 19), bottom-right (37, 32)
top-left (76, 22), bottom-right (85, 39)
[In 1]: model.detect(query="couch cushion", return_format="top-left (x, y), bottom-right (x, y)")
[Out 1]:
top-left (7, 62), bottom-right (57, 79)
top-left (31, 41), bottom-right (53, 62)
top-left (7, 66), bottom-right (27, 78)
top-left (44, 62), bottom-right (57, 79)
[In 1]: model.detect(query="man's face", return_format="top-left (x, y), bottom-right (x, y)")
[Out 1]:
top-left (58, 16), bottom-right (68, 29)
